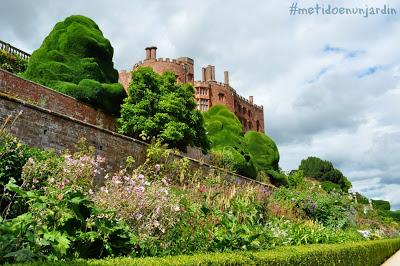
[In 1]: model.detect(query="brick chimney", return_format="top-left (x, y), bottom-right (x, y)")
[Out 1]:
top-left (204, 65), bottom-right (215, 81)
top-left (202, 67), bottom-right (206, 81)
top-left (145, 46), bottom-right (157, 60)
top-left (224, 71), bottom-right (229, 85)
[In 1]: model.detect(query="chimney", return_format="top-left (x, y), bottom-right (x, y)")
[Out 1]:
top-left (211, 66), bottom-right (215, 81)
top-left (249, 96), bottom-right (253, 104)
top-left (224, 71), bottom-right (229, 85)
top-left (202, 67), bottom-right (206, 81)
top-left (145, 47), bottom-right (151, 60)
top-left (145, 46), bottom-right (157, 60)
top-left (150, 47), bottom-right (157, 59)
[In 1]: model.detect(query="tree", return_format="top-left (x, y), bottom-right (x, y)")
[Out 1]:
top-left (22, 15), bottom-right (126, 115)
top-left (118, 67), bottom-right (209, 152)
top-left (203, 105), bottom-right (257, 179)
top-left (298, 156), bottom-right (352, 192)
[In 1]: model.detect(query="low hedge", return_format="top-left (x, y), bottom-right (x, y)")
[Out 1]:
top-left (9, 238), bottom-right (400, 266)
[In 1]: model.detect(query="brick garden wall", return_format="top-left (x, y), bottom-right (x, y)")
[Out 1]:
top-left (0, 71), bottom-right (273, 189)
top-left (0, 69), bottom-right (117, 131)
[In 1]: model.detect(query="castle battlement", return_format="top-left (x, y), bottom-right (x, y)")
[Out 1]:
top-left (119, 46), bottom-right (265, 133)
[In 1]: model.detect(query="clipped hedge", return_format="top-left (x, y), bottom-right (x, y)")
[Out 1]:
top-left (10, 238), bottom-right (400, 266)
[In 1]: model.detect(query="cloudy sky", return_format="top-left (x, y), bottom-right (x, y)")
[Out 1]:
top-left (2, 0), bottom-right (400, 209)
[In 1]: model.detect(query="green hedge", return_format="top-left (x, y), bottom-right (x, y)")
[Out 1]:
top-left (9, 238), bottom-right (400, 266)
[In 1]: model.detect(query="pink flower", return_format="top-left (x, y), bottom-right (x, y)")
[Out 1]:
top-left (199, 185), bottom-right (206, 193)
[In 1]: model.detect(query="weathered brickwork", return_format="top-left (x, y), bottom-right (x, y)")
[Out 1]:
top-left (0, 92), bottom-right (273, 189)
top-left (0, 69), bottom-right (117, 131)
top-left (119, 47), bottom-right (265, 132)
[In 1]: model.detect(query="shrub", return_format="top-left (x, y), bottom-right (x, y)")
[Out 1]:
top-left (372, 199), bottom-right (391, 211)
top-left (267, 170), bottom-right (288, 187)
top-left (298, 156), bottom-right (351, 191)
top-left (244, 131), bottom-right (280, 172)
top-left (203, 105), bottom-right (257, 178)
top-left (356, 193), bottom-right (370, 204)
top-left (287, 170), bottom-right (305, 188)
top-left (13, 239), bottom-right (400, 266)
top-left (118, 67), bottom-right (209, 152)
top-left (0, 50), bottom-right (28, 74)
top-left (0, 147), bottom-right (136, 264)
top-left (321, 181), bottom-right (341, 193)
top-left (0, 120), bottom-right (54, 218)
top-left (22, 15), bottom-right (126, 115)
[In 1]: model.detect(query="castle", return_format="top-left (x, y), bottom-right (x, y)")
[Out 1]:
top-left (119, 47), bottom-right (265, 133)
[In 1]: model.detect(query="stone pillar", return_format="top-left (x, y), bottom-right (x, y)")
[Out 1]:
top-left (224, 71), bottom-right (229, 85)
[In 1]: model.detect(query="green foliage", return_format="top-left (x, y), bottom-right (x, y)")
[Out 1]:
top-left (321, 181), bottom-right (341, 193)
top-left (298, 156), bottom-right (352, 192)
top-left (0, 149), bottom-right (136, 264)
top-left (267, 170), bottom-right (288, 187)
top-left (244, 131), bottom-right (280, 172)
top-left (0, 50), bottom-right (28, 74)
top-left (356, 193), bottom-right (370, 204)
top-left (11, 239), bottom-right (400, 266)
top-left (272, 187), bottom-right (353, 229)
top-left (0, 131), bottom-right (54, 219)
top-left (22, 15), bottom-right (126, 115)
top-left (118, 67), bottom-right (209, 152)
top-left (203, 105), bottom-right (257, 178)
top-left (287, 170), bottom-right (305, 188)
top-left (372, 199), bottom-right (391, 211)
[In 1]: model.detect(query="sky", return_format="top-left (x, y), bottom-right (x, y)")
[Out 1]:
top-left (2, 0), bottom-right (400, 209)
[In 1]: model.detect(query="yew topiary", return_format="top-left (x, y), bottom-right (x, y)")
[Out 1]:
top-left (244, 131), bottom-right (280, 172)
top-left (203, 105), bottom-right (257, 179)
top-left (22, 15), bottom-right (126, 115)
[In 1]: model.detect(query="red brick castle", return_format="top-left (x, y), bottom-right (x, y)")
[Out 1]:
top-left (119, 47), bottom-right (265, 133)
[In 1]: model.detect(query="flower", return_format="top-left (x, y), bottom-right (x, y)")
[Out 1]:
top-left (199, 185), bottom-right (206, 193)
top-left (155, 164), bottom-right (161, 172)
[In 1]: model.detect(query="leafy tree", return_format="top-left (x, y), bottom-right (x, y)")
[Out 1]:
top-left (244, 131), bottom-right (280, 172)
top-left (118, 67), bottom-right (209, 152)
top-left (22, 15), bottom-right (126, 115)
top-left (298, 156), bottom-right (352, 192)
top-left (203, 105), bottom-right (257, 179)
top-left (372, 200), bottom-right (391, 211)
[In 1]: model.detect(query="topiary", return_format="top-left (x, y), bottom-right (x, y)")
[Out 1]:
top-left (22, 15), bottom-right (126, 115)
top-left (203, 105), bottom-right (256, 179)
top-left (244, 131), bottom-right (280, 172)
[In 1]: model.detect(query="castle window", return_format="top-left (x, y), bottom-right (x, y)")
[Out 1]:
top-left (199, 99), bottom-right (209, 111)
top-left (256, 120), bottom-right (260, 131)
top-left (218, 93), bottom-right (225, 102)
top-left (243, 107), bottom-right (246, 115)
top-left (248, 110), bottom-right (251, 117)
